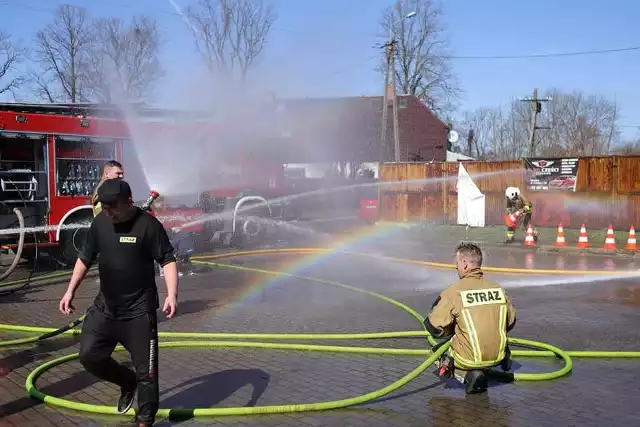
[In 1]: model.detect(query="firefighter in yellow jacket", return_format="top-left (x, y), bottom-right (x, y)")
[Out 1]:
top-left (92, 160), bottom-right (124, 216)
top-left (424, 242), bottom-right (516, 394)
top-left (505, 186), bottom-right (538, 243)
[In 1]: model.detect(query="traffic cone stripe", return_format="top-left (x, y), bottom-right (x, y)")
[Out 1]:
top-left (602, 224), bottom-right (616, 250)
top-left (524, 224), bottom-right (536, 247)
top-left (576, 224), bottom-right (591, 248)
top-left (554, 223), bottom-right (566, 247)
top-left (625, 225), bottom-right (638, 250)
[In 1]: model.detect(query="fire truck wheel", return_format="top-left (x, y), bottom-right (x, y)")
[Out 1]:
top-left (58, 213), bottom-right (92, 266)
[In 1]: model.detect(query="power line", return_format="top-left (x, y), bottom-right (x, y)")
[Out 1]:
top-left (4, 2), bottom-right (639, 60)
top-left (444, 46), bottom-right (640, 60)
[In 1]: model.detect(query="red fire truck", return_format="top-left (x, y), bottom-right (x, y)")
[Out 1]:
top-left (0, 103), bottom-right (287, 265)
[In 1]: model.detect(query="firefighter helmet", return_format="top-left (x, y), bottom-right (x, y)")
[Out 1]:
top-left (505, 187), bottom-right (520, 200)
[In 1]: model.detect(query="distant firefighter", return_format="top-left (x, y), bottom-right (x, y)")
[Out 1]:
top-left (504, 187), bottom-right (538, 243)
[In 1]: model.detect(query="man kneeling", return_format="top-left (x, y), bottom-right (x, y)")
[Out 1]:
top-left (424, 242), bottom-right (516, 394)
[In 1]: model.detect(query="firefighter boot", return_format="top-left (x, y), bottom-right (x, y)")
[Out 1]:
top-left (464, 370), bottom-right (488, 395)
top-left (500, 346), bottom-right (512, 372)
top-left (505, 229), bottom-right (515, 244)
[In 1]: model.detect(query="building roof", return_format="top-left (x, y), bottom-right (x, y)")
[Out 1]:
top-left (0, 96), bottom-right (449, 163)
top-left (259, 94), bottom-right (449, 162)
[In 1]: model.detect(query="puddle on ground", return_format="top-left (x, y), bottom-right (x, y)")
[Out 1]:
top-left (585, 283), bottom-right (640, 307)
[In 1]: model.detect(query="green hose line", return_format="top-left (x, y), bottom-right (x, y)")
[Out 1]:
top-left (25, 341), bottom-right (449, 417)
top-left (0, 268), bottom-right (96, 289)
top-left (0, 248), bottom-right (638, 419)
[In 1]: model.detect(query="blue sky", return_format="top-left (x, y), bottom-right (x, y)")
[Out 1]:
top-left (2, 0), bottom-right (639, 140)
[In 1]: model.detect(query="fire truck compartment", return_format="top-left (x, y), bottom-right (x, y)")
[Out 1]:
top-left (0, 132), bottom-right (49, 239)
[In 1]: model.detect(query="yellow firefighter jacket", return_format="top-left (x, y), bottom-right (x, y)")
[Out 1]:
top-left (91, 179), bottom-right (105, 217)
top-left (426, 268), bottom-right (516, 370)
top-left (507, 194), bottom-right (532, 214)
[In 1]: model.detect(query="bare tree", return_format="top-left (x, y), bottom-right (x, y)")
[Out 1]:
top-left (458, 88), bottom-right (621, 160)
top-left (535, 89), bottom-right (619, 156)
top-left (379, 0), bottom-right (460, 118)
top-left (613, 136), bottom-right (640, 155)
top-left (0, 31), bottom-right (26, 96)
top-left (186, 0), bottom-right (276, 82)
top-left (459, 107), bottom-right (504, 159)
top-left (87, 16), bottom-right (163, 103)
top-left (33, 4), bottom-right (94, 102)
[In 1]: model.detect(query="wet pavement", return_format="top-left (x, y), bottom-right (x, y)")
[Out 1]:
top-left (1, 233), bottom-right (639, 427)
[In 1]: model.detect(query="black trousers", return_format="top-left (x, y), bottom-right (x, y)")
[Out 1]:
top-left (79, 308), bottom-right (159, 424)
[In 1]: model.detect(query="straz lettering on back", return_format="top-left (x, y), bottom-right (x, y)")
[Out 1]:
top-left (119, 236), bottom-right (137, 243)
top-left (461, 288), bottom-right (506, 307)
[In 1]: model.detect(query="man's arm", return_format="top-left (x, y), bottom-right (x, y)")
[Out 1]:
top-left (162, 261), bottom-right (178, 297)
top-left (65, 220), bottom-right (99, 294)
top-left (424, 292), bottom-right (455, 338)
top-left (65, 258), bottom-right (90, 295)
top-left (60, 220), bottom-right (99, 314)
top-left (149, 217), bottom-right (178, 297)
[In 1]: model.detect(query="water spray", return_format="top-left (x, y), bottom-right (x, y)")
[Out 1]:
top-left (141, 190), bottom-right (160, 212)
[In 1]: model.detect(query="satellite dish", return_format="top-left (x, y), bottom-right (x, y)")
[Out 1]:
top-left (447, 130), bottom-right (459, 143)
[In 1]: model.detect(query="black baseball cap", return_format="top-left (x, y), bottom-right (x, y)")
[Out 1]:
top-left (97, 179), bottom-right (132, 205)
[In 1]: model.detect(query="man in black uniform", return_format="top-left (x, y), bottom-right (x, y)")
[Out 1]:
top-left (59, 179), bottom-right (179, 427)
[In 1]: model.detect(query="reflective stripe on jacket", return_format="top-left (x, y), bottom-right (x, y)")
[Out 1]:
top-left (426, 268), bottom-right (516, 369)
top-left (92, 180), bottom-right (105, 217)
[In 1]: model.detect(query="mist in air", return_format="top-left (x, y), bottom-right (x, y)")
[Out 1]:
top-left (104, 1), bottom-right (379, 207)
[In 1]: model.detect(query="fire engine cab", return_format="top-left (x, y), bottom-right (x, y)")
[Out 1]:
top-left (0, 102), bottom-right (287, 265)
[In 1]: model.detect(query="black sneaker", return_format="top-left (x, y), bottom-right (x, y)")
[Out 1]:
top-left (464, 370), bottom-right (488, 395)
top-left (117, 389), bottom-right (135, 413)
top-left (501, 347), bottom-right (512, 371)
top-left (501, 357), bottom-right (512, 372)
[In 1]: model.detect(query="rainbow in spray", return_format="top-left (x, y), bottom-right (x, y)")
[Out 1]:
top-left (203, 222), bottom-right (409, 313)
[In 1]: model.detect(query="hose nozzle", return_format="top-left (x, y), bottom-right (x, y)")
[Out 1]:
top-left (141, 190), bottom-right (160, 211)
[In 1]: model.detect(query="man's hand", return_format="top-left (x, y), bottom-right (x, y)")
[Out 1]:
top-left (59, 290), bottom-right (75, 315)
top-left (163, 295), bottom-right (177, 319)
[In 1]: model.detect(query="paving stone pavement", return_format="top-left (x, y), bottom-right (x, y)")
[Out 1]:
top-left (1, 251), bottom-right (639, 427)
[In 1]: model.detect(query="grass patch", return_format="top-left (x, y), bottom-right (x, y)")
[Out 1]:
top-left (419, 225), bottom-right (632, 247)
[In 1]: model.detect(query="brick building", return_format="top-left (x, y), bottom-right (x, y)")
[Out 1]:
top-left (254, 93), bottom-right (449, 164)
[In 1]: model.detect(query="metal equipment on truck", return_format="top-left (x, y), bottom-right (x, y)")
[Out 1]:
top-left (0, 103), bottom-right (286, 266)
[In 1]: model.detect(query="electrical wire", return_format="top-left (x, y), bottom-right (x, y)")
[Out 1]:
top-left (444, 45), bottom-right (640, 60)
top-left (4, 1), bottom-right (639, 61)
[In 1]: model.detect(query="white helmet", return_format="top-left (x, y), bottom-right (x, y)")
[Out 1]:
top-left (505, 187), bottom-right (520, 200)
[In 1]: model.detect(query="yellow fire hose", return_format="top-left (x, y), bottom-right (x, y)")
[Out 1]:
top-left (0, 248), bottom-right (639, 420)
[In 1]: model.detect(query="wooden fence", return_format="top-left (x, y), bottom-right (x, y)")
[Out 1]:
top-left (378, 156), bottom-right (640, 230)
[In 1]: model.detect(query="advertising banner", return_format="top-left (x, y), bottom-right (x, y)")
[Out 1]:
top-left (524, 158), bottom-right (579, 191)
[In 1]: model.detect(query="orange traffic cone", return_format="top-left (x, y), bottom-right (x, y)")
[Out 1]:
top-left (602, 224), bottom-right (616, 250)
top-left (504, 210), bottom-right (521, 228)
top-left (624, 225), bottom-right (638, 250)
top-left (524, 224), bottom-right (536, 247)
top-left (554, 223), bottom-right (566, 247)
top-left (576, 224), bottom-right (591, 248)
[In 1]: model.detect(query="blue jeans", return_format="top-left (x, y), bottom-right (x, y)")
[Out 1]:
top-left (170, 230), bottom-right (195, 261)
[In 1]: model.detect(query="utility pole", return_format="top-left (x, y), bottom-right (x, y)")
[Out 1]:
top-left (467, 128), bottom-right (475, 158)
top-left (391, 40), bottom-right (400, 162)
top-left (379, 40), bottom-right (393, 163)
top-left (520, 88), bottom-right (551, 157)
top-left (378, 9), bottom-right (416, 163)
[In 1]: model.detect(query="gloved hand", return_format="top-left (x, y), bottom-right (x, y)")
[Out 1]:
top-left (436, 354), bottom-right (455, 379)
top-left (524, 205), bottom-right (532, 213)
